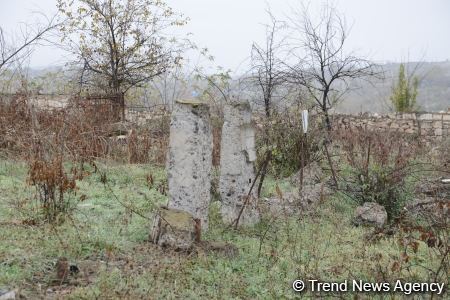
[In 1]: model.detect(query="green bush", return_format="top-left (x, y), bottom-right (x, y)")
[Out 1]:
top-left (256, 109), bottom-right (323, 178)
top-left (334, 127), bottom-right (422, 221)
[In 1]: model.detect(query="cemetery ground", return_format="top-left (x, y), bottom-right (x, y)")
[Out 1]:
top-left (0, 158), bottom-right (446, 299)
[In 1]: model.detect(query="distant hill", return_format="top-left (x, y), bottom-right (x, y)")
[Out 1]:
top-left (335, 61), bottom-right (450, 113)
top-left (9, 61), bottom-right (450, 114)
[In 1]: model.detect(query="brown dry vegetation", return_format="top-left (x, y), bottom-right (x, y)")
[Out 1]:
top-left (1, 94), bottom-right (449, 299)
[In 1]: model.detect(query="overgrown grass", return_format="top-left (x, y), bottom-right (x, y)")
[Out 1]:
top-left (0, 159), bottom-right (446, 299)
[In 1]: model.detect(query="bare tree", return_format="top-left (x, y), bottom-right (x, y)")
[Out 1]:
top-left (149, 64), bottom-right (198, 110)
top-left (0, 14), bottom-right (57, 73)
top-left (250, 10), bottom-right (288, 118)
top-left (287, 3), bottom-right (380, 131)
top-left (249, 10), bottom-right (290, 197)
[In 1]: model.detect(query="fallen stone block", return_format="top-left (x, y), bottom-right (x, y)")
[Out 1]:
top-left (150, 207), bottom-right (200, 251)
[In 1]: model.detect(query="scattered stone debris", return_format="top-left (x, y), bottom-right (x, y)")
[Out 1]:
top-left (166, 100), bottom-right (213, 230)
top-left (405, 198), bottom-right (449, 226)
top-left (298, 182), bottom-right (330, 209)
top-left (260, 163), bottom-right (331, 217)
top-left (415, 177), bottom-right (450, 199)
top-left (353, 202), bottom-right (387, 228)
top-left (409, 177), bottom-right (449, 225)
top-left (219, 99), bottom-right (259, 226)
top-left (289, 162), bottom-right (331, 210)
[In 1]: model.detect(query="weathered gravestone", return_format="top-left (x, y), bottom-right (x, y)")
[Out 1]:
top-left (167, 99), bottom-right (212, 229)
top-left (151, 100), bottom-right (212, 249)
top-left (219, 99), bottom-right (259, 226)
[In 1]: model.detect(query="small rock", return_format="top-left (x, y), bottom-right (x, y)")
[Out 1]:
top-left (353, 202), bottom-right (387, 228)
top-left (69, 264), bottom-right (80, 275)
top-left (0, 290), bottom-right (16, 300)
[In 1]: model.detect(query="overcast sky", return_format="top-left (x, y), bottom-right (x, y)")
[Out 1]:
top-left (1, 0), bottom-right (449, 70)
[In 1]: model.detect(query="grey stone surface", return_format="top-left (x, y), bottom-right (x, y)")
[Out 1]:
top-left (219, 100), bottom-right (259, 226)
top-left (415, 177), bottom-right (450, 199)
top-left (260, 195), bottom-right (297, 216)
top-left (405, 198), bottom-right (449, 226)
top-left (333, 112), bottom-right (450, 140)
top-left (150, 207), bottom-right (199, 251)
top-left (409, 178), bottom-right (450, 226)
top-left (298, 183), bottom-right (330, 209)
top-left (353, 202), bottom-right (387, 228)
top-left (289, 162), bottom-right (331, 210)
top-left (167, 100), bottom-right (212, 230)
top-left (0, 290), bottom-right (16, 300)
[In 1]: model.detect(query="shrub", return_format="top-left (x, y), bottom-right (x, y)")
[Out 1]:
top-left (334, 126), bottom-right (422, 221)
top-left (27, 156), bottom-right (81, 222)
top-left (256, 109), bottom-right (323, 178)
top-left (393, 207), bottom-right (449, 286)
top-left (0, 94), bottom-right (170, 165)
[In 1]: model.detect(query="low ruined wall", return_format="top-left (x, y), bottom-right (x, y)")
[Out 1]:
top-left (333, 112), bottom-right (450, 140)
top-left (125, 105), bottom-right (169, 124)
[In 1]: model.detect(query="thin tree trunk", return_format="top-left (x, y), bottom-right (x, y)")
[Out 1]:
top-left (324, 109), bottom-right (332, 132)
top-left (324, 138), bottom-right (338, 187)
top-left (121, 93), bottom-right (125, 121)
top-left (257, 151), bottom-right (271, 198)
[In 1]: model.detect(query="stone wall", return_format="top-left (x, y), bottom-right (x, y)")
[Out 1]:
top-left (125, 105), bottom-right (168, 124)
top-left (333, 112), bottom-right (450, 140)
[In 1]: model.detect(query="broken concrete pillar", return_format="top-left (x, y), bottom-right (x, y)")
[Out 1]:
top-left (219, 99), bottom-right (259, 226)
top-left (150, 207), bottom-right (200, 251)
top-left (166, 99), bottom-right (213, 231)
